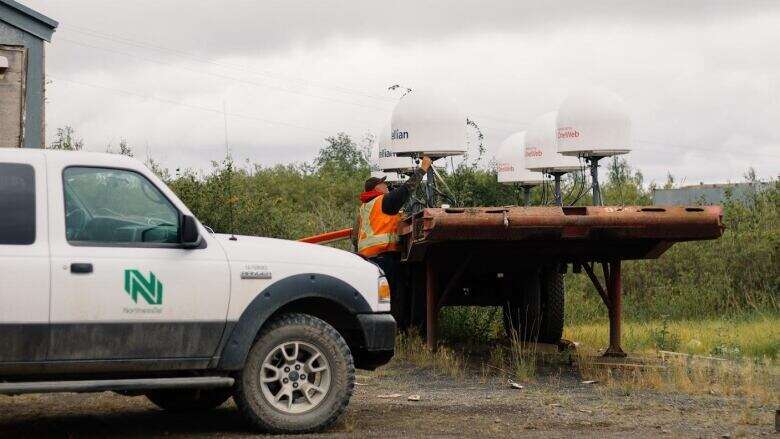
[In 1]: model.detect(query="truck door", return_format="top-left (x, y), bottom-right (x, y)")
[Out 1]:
top-left (0, 154), bottom-right (49, 363)
top-left (47, 164), bottom-right (230, 363)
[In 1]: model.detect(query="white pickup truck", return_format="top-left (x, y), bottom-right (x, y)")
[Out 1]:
top-left (0, 149), bottom-right (395, 433)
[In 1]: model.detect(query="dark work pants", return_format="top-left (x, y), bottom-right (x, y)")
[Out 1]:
top-left (370, 252), bottom-right (401, 296)
top-left (370, 252), bottom-right (403, 326)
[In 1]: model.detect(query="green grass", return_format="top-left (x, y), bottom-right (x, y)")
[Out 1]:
top-left (565, 314), bottom-right (780, 359)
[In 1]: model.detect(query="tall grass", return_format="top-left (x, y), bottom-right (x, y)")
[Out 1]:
top-left (578, 353), bottom-right (779, 403)
top-left (565, 316), bottom-right (780, 359)
top-left (393, 330), bottom-right (466, 379)
top-left (438, 306), bottom-right (502, 345)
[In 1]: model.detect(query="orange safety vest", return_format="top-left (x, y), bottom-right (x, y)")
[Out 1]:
top-left (357, 194), bottom-right (400, 257)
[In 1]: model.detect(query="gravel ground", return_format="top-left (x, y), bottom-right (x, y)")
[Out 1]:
top-left (0, 362), bottom-right (776, 438)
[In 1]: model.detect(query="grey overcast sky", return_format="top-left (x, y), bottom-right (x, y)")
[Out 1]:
top-left (26, 0), bottom-right (780, 184)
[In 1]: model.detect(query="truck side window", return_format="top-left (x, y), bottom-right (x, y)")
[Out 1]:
top-left (0, 163), bottom-right (35, 245)
top-left (63, 167), bottom-right (180, 245)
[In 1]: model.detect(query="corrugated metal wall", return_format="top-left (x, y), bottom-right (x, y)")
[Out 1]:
top-left (652, 182), bottom-right (771, 206)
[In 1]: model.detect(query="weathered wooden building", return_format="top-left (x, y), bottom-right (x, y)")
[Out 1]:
top-left (0, 0), bottom-right (56, 148)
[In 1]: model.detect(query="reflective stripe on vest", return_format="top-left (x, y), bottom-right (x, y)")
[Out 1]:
top-left (357, 194), bottom-right (400, 257)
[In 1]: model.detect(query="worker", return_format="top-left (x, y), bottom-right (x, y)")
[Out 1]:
top-left (353, 156), bottom-right (433, 295)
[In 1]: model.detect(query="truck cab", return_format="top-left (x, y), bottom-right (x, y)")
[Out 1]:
top-left (0, 148), bottom-right (395, 433)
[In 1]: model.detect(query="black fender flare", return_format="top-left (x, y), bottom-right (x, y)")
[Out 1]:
top-left (218, 273), bottom-right (372, 370)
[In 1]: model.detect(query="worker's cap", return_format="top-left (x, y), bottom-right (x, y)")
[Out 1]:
top-left (364, 176), bottom-right (387, 192)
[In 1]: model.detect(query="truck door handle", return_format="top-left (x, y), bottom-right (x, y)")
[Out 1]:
top-left (70, 263), bottom-right (93, 274)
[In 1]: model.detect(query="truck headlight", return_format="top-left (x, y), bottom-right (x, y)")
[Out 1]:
top-left (378, 277), bottom-right (391, 303)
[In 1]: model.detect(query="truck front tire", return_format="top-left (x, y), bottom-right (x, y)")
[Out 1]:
top-left (234, 313), bottom-right (355, 434)
top-left (145, 388), bottom-right (232, 412)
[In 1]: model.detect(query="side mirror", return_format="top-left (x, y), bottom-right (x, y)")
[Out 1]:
top-left (181, 215), bottom-right (202, 249)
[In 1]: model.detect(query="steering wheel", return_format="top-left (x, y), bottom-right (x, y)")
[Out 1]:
top-left (146, 216), bottom-right (170, 226)
top-left (140, 220), bottom-right (177, 242)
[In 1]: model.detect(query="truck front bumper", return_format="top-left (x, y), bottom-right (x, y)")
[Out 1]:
top-left (354, 313), bottom-right (396, 370)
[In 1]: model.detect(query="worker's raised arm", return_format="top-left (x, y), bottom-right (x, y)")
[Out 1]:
top-left (382, 156), bottom-right (432, 215)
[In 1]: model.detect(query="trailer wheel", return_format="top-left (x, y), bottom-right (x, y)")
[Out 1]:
top-left (538, 268), bottom-right (565, 344)
top-left (234, 313), bottom-right (354, 434)
top-left (145, 388), bottom-right (232, 412)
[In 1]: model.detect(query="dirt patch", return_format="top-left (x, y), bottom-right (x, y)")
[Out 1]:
top-left (0, 362), bottom-right (775, 438)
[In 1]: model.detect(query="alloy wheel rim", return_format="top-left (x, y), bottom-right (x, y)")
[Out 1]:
top-left (259, 341), bottom-right (331, 414)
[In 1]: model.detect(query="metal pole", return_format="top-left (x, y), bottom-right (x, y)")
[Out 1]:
top-left (604, 259), bottom-right (626, 357)
top-left (523, 186), bottom-right (532, 206)
top-left (589, 157), bottom-right (602, 206)
top-left (553, 173), bottom-right (563, 206)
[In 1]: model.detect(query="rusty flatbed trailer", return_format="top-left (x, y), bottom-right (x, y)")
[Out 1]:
top-left (301, 205), bottom-right (724, 356)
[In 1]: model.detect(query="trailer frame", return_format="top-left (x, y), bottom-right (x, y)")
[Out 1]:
top-left (301, 204), bottom-right (724, 356)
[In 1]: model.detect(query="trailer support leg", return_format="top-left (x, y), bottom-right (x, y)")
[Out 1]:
top-left (583, 260), bottom-right (626, 357)
top-left (604, 259), bottom-right (626, 357)
top-left (426, 258), bottom-right (438, 350)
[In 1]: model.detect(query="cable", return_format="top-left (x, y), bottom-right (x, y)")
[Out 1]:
top-left (570, 182), bottom-right (592, 205)
top-left (58, 24), bottom-right (396, 104)
top-left (430, 165), bottom-right (458, 205)
top-left (56, 37), bottom-right (394, 113)
top-left (567, 160), bottom-right (588, 206)
top-left (561, 171), bottom-right (578, 205)
top-left (540, 178), bottom-right (548, 206)
top-left (56, 25), bottom-right (539, 127)
top-left (51, 76), bottom-right (331, 134)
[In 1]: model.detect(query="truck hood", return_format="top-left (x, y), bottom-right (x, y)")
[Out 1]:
top-left (212, 233), bottom-right (377, 271)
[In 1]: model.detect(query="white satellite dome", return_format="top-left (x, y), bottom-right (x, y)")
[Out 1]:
top-left (369, 137), bottom-right (391, 178)
top-left (496, 131), bottom-right (544, 185)
top-left (369, 131), bottom-right (407, 184)
top-left (390, 89), bottom-right (467, 158)
top-left (556, 86), bottom-right (631, 157)
top-left (525, 111), bottom-right (581, 173)
top-left (376, 125), bottom-right (416, 173)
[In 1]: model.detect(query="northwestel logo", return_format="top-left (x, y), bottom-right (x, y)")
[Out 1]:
top-left (124, 269), bottom-right (164, 305)
top-left (557, 127), bottom-right (580, 139)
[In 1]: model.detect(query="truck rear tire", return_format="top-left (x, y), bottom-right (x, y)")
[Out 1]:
top-left (502, 271), bottom-right (541, 341)
top-left (234, 313), bottom-right (355, 434)
top-left (502, 268), bottom-right (564, 344)
top-left (145, 388), bottom-right (232, 412)
top-left (538, 268), bottom-right (565, 344)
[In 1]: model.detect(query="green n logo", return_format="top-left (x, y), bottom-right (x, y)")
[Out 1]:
top-left (124, 269), bottom-right (164, 305)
